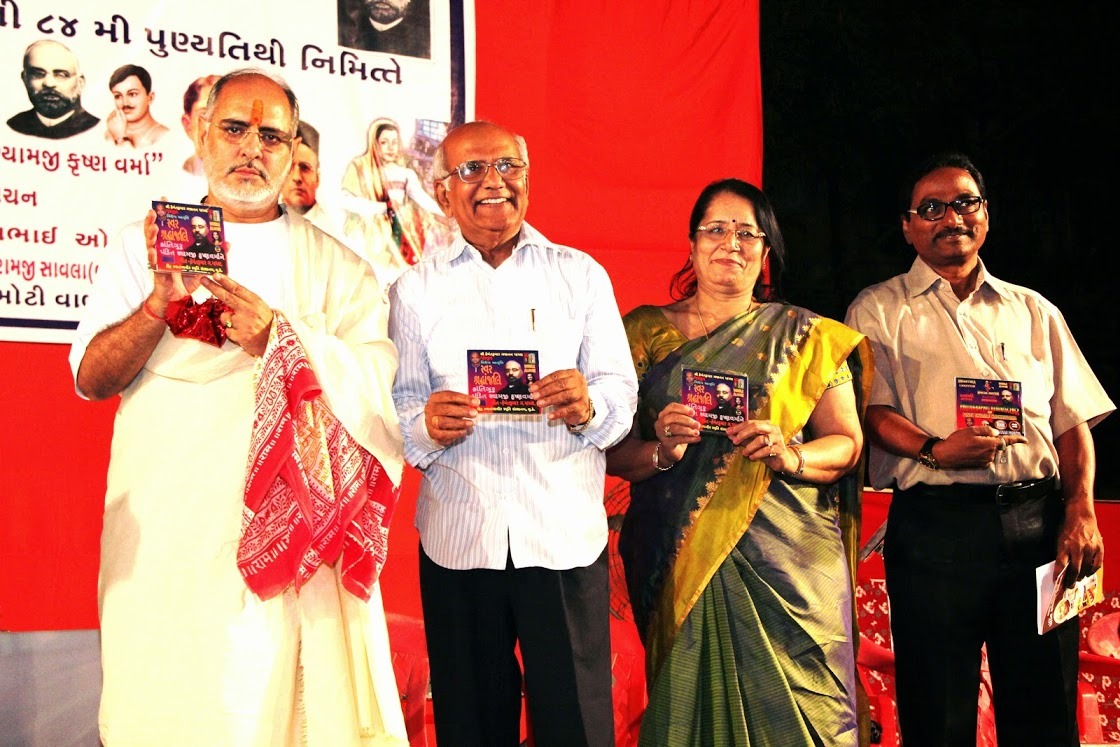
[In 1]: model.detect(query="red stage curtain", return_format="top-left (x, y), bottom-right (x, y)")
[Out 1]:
top-left (0, 0), bottom-right (761, 632)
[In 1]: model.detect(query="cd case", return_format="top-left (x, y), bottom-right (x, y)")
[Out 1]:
top-left (956, 377), bottom-right (1024, 435)
top-left (468, 349), bottom-right (540, 414)
top-left (682, 368), bottom-right (747, 434)
top-left (152, 200), bottom-right (227, 275)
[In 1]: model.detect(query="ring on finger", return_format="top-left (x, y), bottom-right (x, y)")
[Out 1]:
top-left (434, 415), bottom-right (440, 430)
top-left (664, 425), bottom-right (672, 438)
top-left (224, 319), bottom-right (233, 329)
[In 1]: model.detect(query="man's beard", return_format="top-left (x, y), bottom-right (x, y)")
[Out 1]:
top-left (206, 159), bottom-right (289, 211)
top-left (31, 89), bottom-right (78, 119)
top-left (365, 0), bottom-right (408, 23)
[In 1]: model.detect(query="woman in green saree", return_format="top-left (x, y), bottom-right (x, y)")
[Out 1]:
top-left (606, 179), bottom-right (871, 746)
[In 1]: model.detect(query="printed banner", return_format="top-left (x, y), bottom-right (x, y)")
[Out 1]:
top-left (0, 0), bottom-right (471, 342)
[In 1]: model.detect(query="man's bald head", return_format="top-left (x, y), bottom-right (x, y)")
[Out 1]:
top-left (21, 39), bottom-right (85, 119)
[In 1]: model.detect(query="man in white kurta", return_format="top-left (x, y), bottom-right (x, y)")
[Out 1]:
top-left (69, 69), bottom-right (407, 747)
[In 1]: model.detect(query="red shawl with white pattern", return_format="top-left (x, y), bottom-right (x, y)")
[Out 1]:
top-left (237, 312), bottom-right (398, 601)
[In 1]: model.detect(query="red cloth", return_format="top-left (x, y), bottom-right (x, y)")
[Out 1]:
top-left (165, 295), bottom-right (231, 347)
top-left (237, 313), bottom-right (399, 601)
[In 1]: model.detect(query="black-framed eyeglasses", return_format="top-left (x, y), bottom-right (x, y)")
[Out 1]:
top-left (439, 157), bottom-right (527, 183)
top-left (204, 118), bottom-right (294, 152)
top-left (906, 195), bottom-right (986, 221)
top-left (695, 223), bottom-right (766, 244)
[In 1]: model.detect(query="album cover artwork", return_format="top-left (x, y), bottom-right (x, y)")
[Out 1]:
top-left (152, 200), bottom-right (227, 275)
top-left (682, 368), bottom-right (747, 434)
top-left (468, 349), bottom-right (540, 414)
top-left (956, 377), bottom-right (1023, 435)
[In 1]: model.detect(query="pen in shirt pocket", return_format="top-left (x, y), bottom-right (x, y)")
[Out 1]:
top-left (530, 308), bottom-right (536, 332)
top-left (999, 342), bottom-right (1006, 361)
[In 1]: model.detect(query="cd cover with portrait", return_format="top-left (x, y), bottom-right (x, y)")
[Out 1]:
top-left (681, 368), bottom-right (747, 434)
top-left (956, 377), bottom-right (1024, 435)
top-left (152, 200), bottom-right (227, 275)
top-left (468, 349), bottom-right (540, 414)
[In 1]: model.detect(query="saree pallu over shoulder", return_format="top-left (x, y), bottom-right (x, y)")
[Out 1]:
top-left (621, 303), bottom-right (869, 680)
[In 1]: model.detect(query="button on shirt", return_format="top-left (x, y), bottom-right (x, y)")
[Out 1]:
top-left (845, 257), bottom-right (1114, 491)
top-left (388, 223), bottom-right (638, 570)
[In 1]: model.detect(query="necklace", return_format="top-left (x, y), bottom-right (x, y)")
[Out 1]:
top-left (694, 298), bottom-right (757, 340)
top-left (695, 301), bottom-right (712, 340)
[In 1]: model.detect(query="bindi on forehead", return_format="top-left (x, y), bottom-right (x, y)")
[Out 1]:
top-left (249, 99), bottom-right (263, 127)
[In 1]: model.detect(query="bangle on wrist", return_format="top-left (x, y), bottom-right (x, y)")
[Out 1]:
top-left (652, 441), bottom-right (675, 472)
top-left (785, 443), bottom-right (806, 476)
top-left (141, 300), bottom-right (166, 324)
top-left (567, 399), bottom-right (596, 433)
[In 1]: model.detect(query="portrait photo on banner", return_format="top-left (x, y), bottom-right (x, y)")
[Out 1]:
top-left (0, 0), bottom-right (470, 343)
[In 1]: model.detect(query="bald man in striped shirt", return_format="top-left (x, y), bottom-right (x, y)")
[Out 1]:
top-left (388, 121), bottom-right (637, 746)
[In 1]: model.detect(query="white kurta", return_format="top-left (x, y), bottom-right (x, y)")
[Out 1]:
top-left (71, 210), bottom-right (406, 747)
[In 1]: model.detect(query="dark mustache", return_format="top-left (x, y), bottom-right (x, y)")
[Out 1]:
top-left (226, 161), bottom-right (267, 179)
top-left (936, 227), bottom-right (973, 240)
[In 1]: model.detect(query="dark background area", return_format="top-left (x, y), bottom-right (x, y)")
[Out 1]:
top-left (759, 4), bottom-right (1118, 497)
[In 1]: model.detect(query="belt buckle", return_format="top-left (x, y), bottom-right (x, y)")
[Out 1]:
top-left (995, 477), bottom-right (1049, 506)
top-left (995, 481), bottom-right (1021, 506)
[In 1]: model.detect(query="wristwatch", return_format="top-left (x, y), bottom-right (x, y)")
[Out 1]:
top-left (917, 437), bottom-right (942, 470)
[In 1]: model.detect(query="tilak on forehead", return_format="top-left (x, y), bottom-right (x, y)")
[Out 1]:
top-left (249, 99), bottom-right (263, 127)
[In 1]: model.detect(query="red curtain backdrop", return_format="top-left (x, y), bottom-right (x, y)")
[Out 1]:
top-left (0, 0), bottom-right (761, 631)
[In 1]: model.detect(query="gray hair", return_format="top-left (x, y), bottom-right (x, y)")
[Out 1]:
top-left (203, 67), bottom-right (299, 138)
top-left (432, 121), bottom-right (529, 183)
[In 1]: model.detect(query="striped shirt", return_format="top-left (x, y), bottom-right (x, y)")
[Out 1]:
top-left (388, 223), bottom-right (638, 570)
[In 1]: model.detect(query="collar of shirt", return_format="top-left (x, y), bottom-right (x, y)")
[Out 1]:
top-left (369, 17), bottom-right (405, 32)
top-left (36, 108), bottom-right (78, 127)
top-left (903, 256), bottom-right (1014, 302)
top-left (436, 222), bottom-right (573, 269)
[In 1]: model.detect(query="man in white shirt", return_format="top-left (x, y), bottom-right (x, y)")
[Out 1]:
top-left (389, 120), bottom-right (637, 746)
top-left (846, 152), bottom-right (1114, 746)
top-left (70, 68), bottom-right (406, 747)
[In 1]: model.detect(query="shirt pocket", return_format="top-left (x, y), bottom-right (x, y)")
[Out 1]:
top-left (519, 305), bottom-right (583, 376)
top-left (427, 304), bottom-right (484, 392)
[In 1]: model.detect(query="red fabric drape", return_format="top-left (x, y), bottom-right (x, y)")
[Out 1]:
top-left (0, 0), bottom-right (761, 631)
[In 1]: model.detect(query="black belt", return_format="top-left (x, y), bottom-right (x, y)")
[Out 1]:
top-left (897, 475), bottom-right (1057, 506)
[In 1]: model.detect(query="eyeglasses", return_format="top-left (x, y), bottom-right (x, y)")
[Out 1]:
top-left (205, 118), bottom-right (294, 152)
top-left (439, 157), bottom-right (527, 183)
top-left (906, 195), bottom-right (985, 221)
top-left (695, 223), bottom-right (766, 244)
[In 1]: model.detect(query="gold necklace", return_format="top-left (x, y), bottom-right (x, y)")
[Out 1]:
top-left (695, 301), bottom-right (712, 340)
top-left (694, 298), bottom-right (756, 340)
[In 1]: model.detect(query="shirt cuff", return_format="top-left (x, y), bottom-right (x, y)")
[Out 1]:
top-left (407, 414), bottom-right (445, 470)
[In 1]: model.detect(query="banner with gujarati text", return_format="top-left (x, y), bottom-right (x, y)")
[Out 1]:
top-left (0, 0), bottom-right (471, 342)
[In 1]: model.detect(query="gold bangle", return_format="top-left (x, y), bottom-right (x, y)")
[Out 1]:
top-left (652, 442), bottom-right (674, 472)
top-left (786, 443), bottom-right (806, 475)
top-left (567, 399), bottom-right (596, 433)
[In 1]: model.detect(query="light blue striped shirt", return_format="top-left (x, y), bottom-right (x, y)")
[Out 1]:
top-left (388, 223), bottom-right (638, 570)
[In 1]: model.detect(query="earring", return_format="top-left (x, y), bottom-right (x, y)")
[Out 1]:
top-left (759, 253), bottom-right (773, 300)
